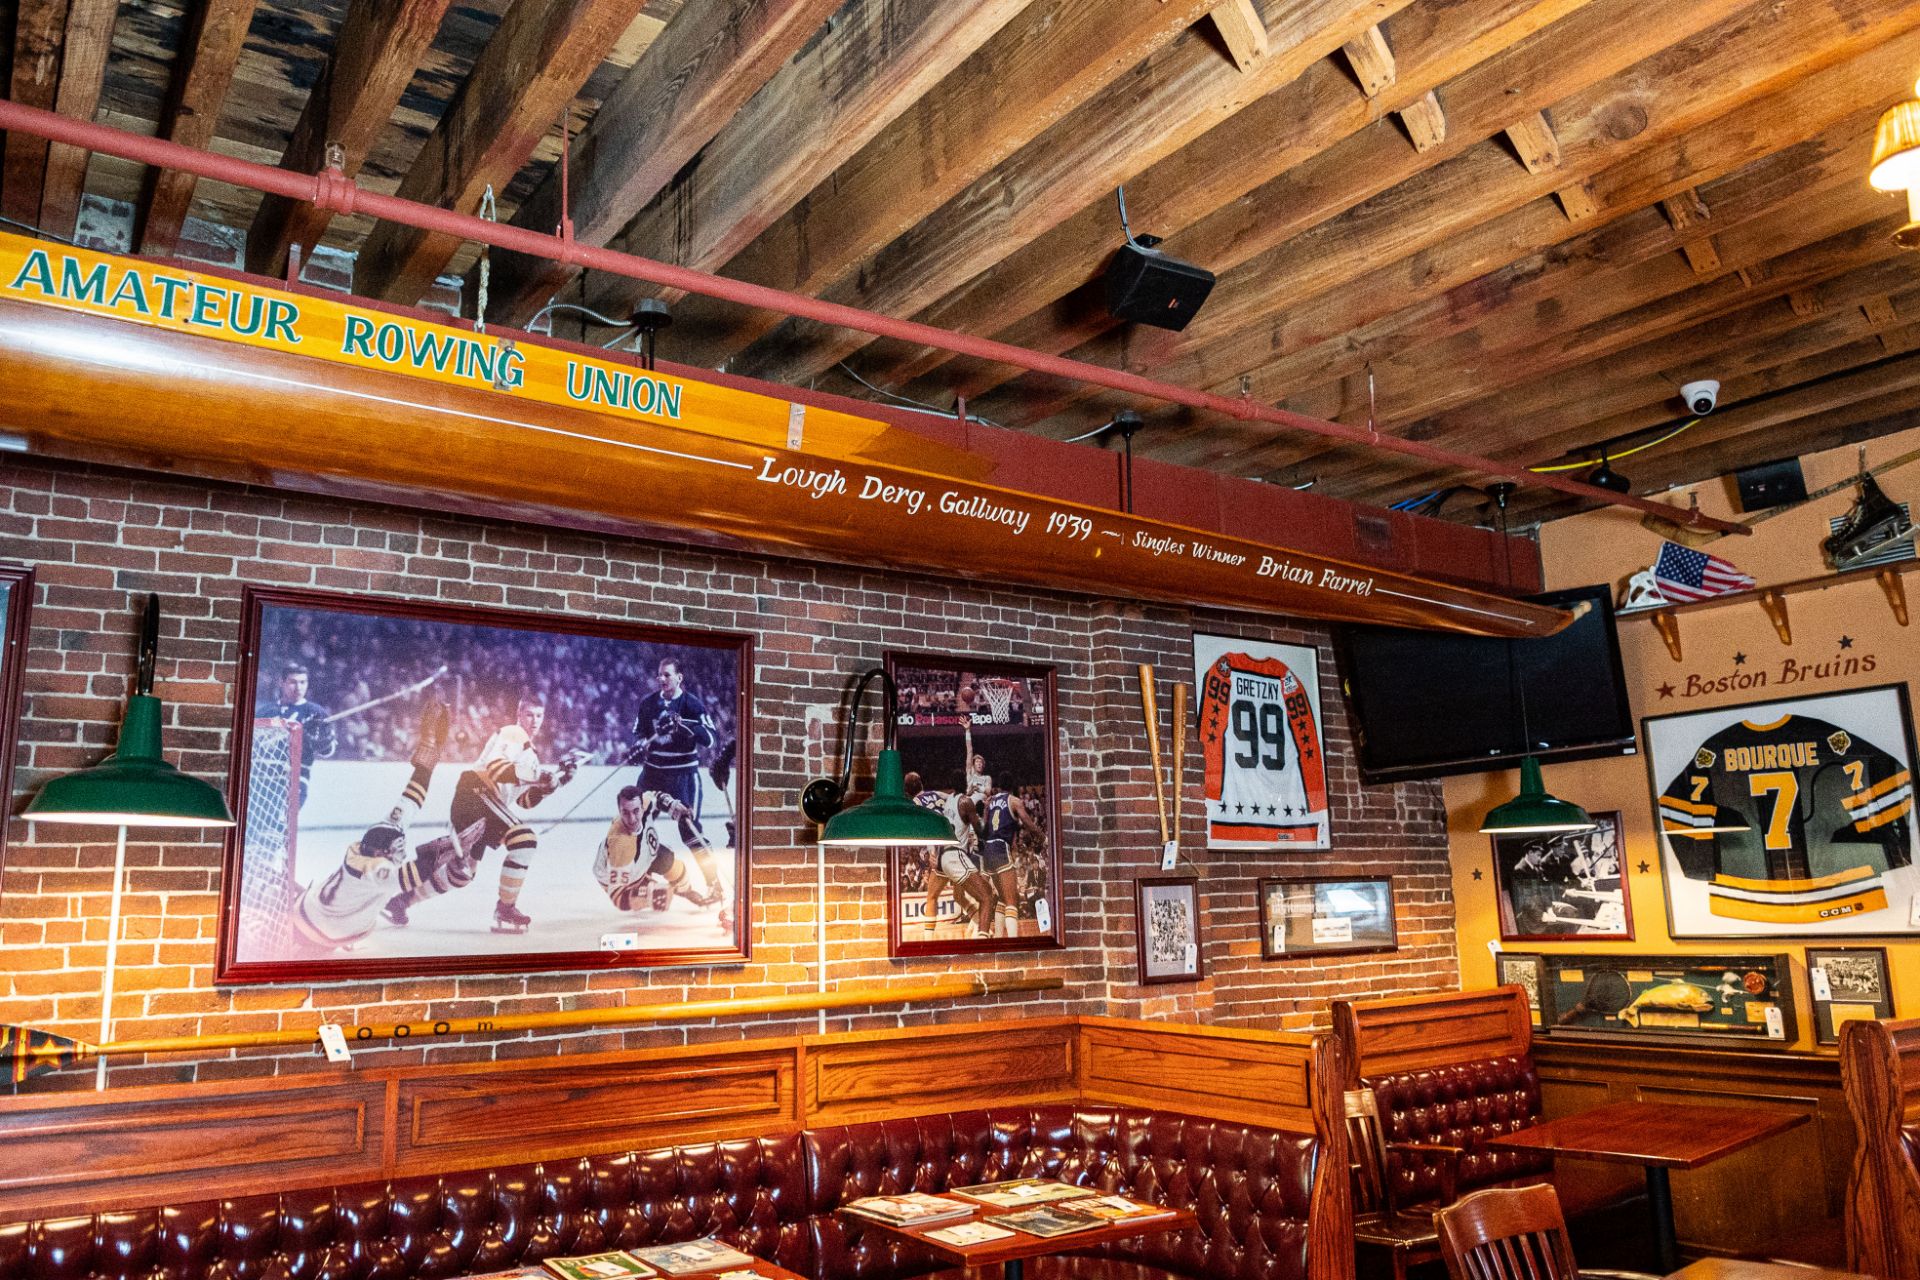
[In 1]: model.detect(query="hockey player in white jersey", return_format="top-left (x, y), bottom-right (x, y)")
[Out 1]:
top-left (594, 786), bottom-right (729, 928)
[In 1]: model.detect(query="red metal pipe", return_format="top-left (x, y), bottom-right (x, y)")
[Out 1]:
top-left (0, 99), bottom-right (1747, 536)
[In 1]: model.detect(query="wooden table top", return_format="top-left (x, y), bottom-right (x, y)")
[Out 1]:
top-left (1484, 1100), bottom-right (1808, 1169)
top-left (840, 1196), bottom-right (1197, 1267)
top-left (1664, 1257), bottom-right (1874, 1280)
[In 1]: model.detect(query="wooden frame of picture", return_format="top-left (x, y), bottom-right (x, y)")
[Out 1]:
top-left (1258, 875), bottom-right (1398, 959)
top-left (1805, 945), bottom-right (1894, 1046)
top-left (1643, 683), bottom-right (1920, 940)
top-left (1489, 810), bottom-right (1633, 941)
top-left (883, 650), bottom-right (1065, 957)
top-left (217, 586), bottom-right (753, 982)
top-left (1135, 875), bottom-right (1203, 984)
top-left (1536, 951), bottom-right (1797, 1047)
top-left (1495, 951), bottom-right (1547, 1027)
top-left (0, 565), bottom-right (31, 887)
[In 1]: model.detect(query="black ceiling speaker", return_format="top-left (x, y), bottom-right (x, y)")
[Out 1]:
top-left (1734, 457), bottom-right (1808, 513)
top-left (1588, 454), bottom-right (1632, 493)
top-left (1103, 236), bottom-right (1215, 332)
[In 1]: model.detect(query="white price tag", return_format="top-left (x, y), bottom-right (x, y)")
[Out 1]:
top-left (1764, 1005), bottom-right (1785, 1039)
top-left (1810, 967), bottom-right (1833, 1002)
top-left (1160, 840), bottom-right (1179, 871)
top-left (1035, 898), bottom-right (1052, 934)
top-left (1185, 942), bottom-right (1198, 972)
top-left (600, 931), bottom-right (639, 951)
top-left (1487, 939), bottom-right (1504, 956)
top-left (1910, 890), bottom-right (1920, 928)
top-left (1311, 915), bottom-right (1354, 944)
top-left (317, 1023), bottom-right (351, 1064)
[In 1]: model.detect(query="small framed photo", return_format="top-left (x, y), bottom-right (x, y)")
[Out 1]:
top-left (1259, 876), bottom-right (1397, 959)
top-left (1490, 811), bottom-right (1632, 941)
top-left (1806, 946), bottom-right (1893, 1046)
top-left (1496, 952), bottom-right (1547, 1027)
top-left (1136, 876), bottom-right (1203, 984)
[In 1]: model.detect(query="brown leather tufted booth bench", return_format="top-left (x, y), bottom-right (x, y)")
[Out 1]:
top-left (0, 1104), bottom-right (1324, 1280)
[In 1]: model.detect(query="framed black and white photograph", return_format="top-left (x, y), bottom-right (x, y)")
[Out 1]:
top-left (218, 587), bottom-right (752, 982)
top-left (0, 565), bottom-right (30, 888)
top-left (1491, 811), bottom-right (1633, 941)
top-left (1135, 876), bottom-right (1203, 984)
top-left (884, 652), bottom-right (1064, 957)
top-left (1644, 685), bottom-right (1919, 938)
top-left (1806, 946), bottom-right (1894, 1046)
top-left (1496, 952), bottom-right (1547, 1027)
top-left (1258, 876), bottom-right (1397, 959)
top-left (1191, 633), bottom-right (1330, 850)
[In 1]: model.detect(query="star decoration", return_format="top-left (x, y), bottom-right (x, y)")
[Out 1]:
top-left (1637, 861), bottom-right (1651, 874)
top-left (1470, 869), bottom-right (1483, 881)
top-left (1657, 682), bottom-right (1676, 699)
top-left (1840, 635), bottom-right (1855, 649)
top-left (1733, 652), bottom-right (1746, 666)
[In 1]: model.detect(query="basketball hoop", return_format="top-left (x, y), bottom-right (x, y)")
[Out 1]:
top-left (981, 679), bottom-right (1015, 724)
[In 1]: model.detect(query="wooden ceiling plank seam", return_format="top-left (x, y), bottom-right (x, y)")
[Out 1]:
top-left (3, 0), bottom-right (73, 225)
top-left (870, 0), bottom-right (1604, 398)
top-left (34, 0), bottom-right (117, 241)
top-left (720, 0), bottom-right (1428, 389)
top-left (606, 0), bottom-right (1223, 374)
top-left (243, 0), bottom-right (457, 279)
top-left (1210, 0), bottom-right (1271, 70)
top-left (969, 0), bottom-right (1920, 434)
top-left (895, 0), bottom-right (1754, 412)
top-left (351, 0), bottom-right (653, 304)
top-left (1340, 21), bottom-right (1395, 96)
top-left (133, 0), bottom-right (261, 259)
top-left (471, 0), bottom-right (842, 328)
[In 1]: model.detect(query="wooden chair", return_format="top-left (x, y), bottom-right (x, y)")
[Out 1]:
top-left (1839, 1015), bottom-right (1920, 1280)
top-left (1349, 1087), bottom-right (1458, 1280)
top-left (1436, 1185), bottom-right (1659, 1280)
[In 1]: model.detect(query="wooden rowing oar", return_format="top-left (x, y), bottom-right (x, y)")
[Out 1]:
top-left (0, 974), bottom-right (1063, 1082)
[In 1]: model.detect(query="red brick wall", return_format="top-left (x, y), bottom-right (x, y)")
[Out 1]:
top-left (0, 457), bottom-right (1457, 1092)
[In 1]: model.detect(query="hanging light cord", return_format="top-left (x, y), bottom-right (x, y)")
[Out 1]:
top-left (835, 362), bottom-right (1004, 428)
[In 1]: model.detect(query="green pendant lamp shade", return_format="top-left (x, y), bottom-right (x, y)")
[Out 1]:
top-left (1478, 755), bottom-right (1593, 834)
top-left (801, 667), bottom-right (956, 847)
top-left (23, 594), bottom-right (234, 828)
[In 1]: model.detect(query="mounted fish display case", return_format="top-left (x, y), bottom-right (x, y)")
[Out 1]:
top-left (1536, 952), bottom-right (1796, 1048)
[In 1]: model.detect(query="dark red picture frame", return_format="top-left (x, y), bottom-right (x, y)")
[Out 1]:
top-left (883, 650), bottom-right (1065, 959)
top-left (0, 565), bottom-right (33, 886)
top-left (217, 585), bottom-right (753, 983)
top-left (1135, 875), bottom-right (1204, 985)
top-left (1257, 875), bottom-right (1398, 959)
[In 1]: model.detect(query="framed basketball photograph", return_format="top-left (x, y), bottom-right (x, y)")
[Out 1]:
top-left (217, 587), bottom-right (752, 983)
top-left (0, 565), bottom-right (30, 887)
top-left (1644, 685), bottom-right (1920, 939)
top-left (1136, 876), bottom-right (1203, 984)
top-left (1258, 876), bottom-right (1397, 958)
top-left (1805, 946), bottom-right (1894, 1046)
top-left (884, 652), bottom-right (1063, 957)
top-left (1190, 633), bottom-right (1330, 850)
top-left (1490, 811), bottom-right (1632, 941)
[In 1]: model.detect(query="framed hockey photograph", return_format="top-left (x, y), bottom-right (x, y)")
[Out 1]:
top-left (1644, 684), bottom-right (1920, 939)
top-left (1136, 876), bottom-right (1203, 984)
top-left (216, 587), bottom-right (752, 983)
top-left (1805, 946), bottom-right (1894, 1045)
top-left (1490, 811), bottom-right (1633, 941)
top-left (1495, 952), bottom-right (1547, 1027)
top-left (884, 652), bottom-right (1063, 957)
top-left (1190, 633), bottom-right (1330, 851)
top-left (0, 565), bottom-right (30, 888)
top-left (1258, 876), bottom-right (1397, 958)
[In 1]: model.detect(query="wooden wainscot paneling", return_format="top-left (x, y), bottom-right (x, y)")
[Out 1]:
top-left (1839, 1016), bottom-right (1920, 1280)
top-left (392, 1040), bottom-right (801, 1174)
top-left (0, 1072), bottom-right (388, 1222)
top-left (1535, 1038), bottom-right (1849, 1265)
top-left (1333, 985), bottom-right (1532, 1082)
top-left (1076, 1017), bottom-right (1317, 1132)
top-left (803, 1018), bottom-right (1078, 1126)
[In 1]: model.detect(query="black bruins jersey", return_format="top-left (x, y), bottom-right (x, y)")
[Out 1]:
top-left (1658, 714), bottom-right (1913, 924)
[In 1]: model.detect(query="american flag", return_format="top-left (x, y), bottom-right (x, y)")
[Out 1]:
top-left (1653, 540), bottom-right (1755, 602)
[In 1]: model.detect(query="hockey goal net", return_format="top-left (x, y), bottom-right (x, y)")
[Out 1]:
top-left (238, 717), bottom-right (301, 959)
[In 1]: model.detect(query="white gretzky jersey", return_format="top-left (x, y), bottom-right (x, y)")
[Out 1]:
top-left (473, 723), bottom-right (543, 805)
top-left (1198, 650), bottom-right (1330, 849)
top-left (292, 839), bottom-right (403, 947)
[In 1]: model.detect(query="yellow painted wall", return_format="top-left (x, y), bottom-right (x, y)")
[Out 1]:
top-left (1445, 424), bottom-right (1920, 1052)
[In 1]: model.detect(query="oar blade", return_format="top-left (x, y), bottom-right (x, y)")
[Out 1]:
top-left (0, 1025), bottom-right (92, 1082)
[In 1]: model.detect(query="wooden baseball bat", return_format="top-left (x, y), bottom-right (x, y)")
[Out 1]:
top-left (1170, 680), bottom-right (1188, 860)
top-left (1138, 663), bottom-right (1170, 847)
top-left (2, 974), bottom-right (1064, 1082)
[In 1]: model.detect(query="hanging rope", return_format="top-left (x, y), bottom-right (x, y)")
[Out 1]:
top-left (473, 184), bottom-right (497, 333)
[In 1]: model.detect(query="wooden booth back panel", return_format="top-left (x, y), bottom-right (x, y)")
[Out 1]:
top-left (1841, 1016), bottom-right (1920, 1280)
top-left (1332, 986), bottom-right (1532, 1082)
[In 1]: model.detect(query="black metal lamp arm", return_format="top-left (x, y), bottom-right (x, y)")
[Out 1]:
top-left (800, 666), bottom-right (897, 823)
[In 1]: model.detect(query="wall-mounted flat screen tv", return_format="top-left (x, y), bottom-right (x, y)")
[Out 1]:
top-left (1334, 583), bottom-right (1636, 785)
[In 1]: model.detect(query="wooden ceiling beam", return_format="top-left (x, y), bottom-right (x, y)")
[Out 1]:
top-left (604, 0), bottom-right (1221, 373)
top-left (133, 0), bottom-right (260, 258)
top-left (1554, 180), bottom-right (1597, 220)
top-left (722, 0), bottom-right (1441, 388)
top-left (1210, 0), bottom-right (1271, 70)
top-left (244, 0), bottom-right (454, 278)
top-left (1399, 89), bottom-right (1447, 152)
top-left (971, 0), bottom-right (1920, 433)
top-left (34, 0), bottom-right (115, 240)
top-left (351, 0), bottom-right (654, 304)
top-left (4, 0), bottom-right (72, 225)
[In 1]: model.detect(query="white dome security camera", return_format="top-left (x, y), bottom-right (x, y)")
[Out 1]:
top-left (1680, 379), bottom-right (1720, 415)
